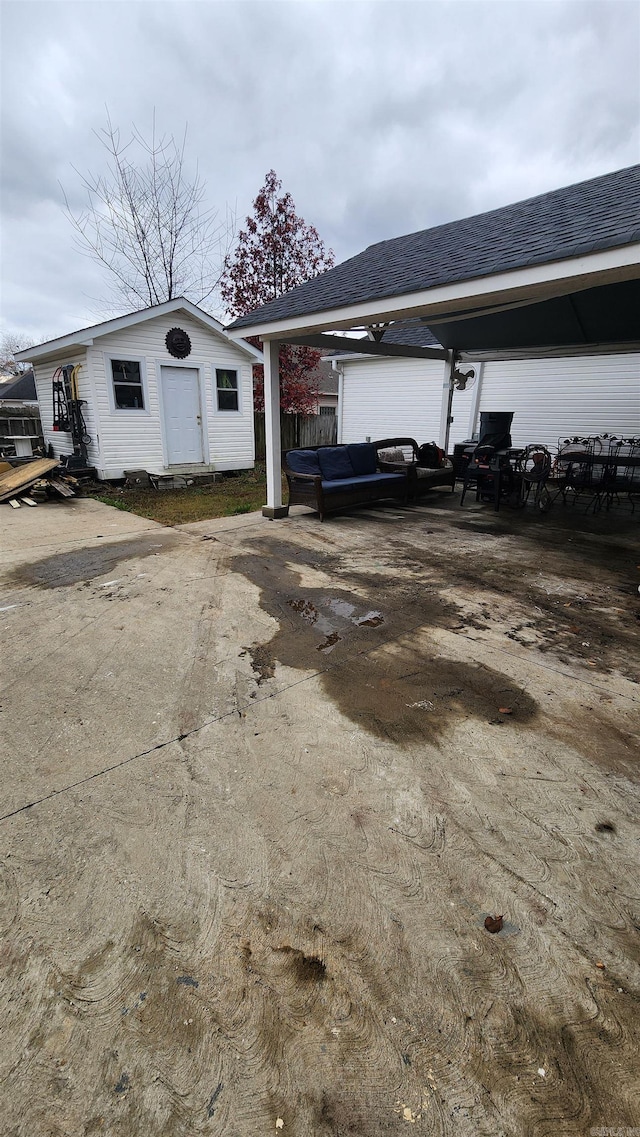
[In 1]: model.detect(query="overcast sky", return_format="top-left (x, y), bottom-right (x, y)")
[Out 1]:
top-left (1, 0), bottom-right (638, 342)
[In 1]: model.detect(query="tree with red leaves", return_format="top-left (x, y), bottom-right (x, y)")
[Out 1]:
top-left (221, 170), bottom-right (334, 412)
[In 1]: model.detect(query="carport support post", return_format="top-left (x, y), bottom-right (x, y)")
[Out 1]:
top-left (262, 339), bottom-right (288, 519)
top-left (439, 349), bottom-right (457, 455)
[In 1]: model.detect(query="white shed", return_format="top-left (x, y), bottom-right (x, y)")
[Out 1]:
top-left (16, 298), bottom-right (261, 480)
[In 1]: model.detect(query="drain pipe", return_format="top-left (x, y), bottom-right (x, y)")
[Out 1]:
top-left (334, 360), bottom-right (345, 444)
top-left (438, 349), bottom-right (457, 455)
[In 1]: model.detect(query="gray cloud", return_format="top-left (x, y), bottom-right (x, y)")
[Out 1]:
top-left (1, 0), bottom-right (638, 339)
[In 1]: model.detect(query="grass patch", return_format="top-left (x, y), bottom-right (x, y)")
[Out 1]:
top-left (94, 495), bottom-right (132, 512)
top-left (88, 467), bottom-right (277, 526)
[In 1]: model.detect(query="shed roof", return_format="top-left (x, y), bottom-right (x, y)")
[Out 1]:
top-left (229, 165), bottom-right (640, 333)
top-left (16, 297), bottom-right (263, 364)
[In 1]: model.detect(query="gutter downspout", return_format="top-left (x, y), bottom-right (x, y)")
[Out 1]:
top-left (334, 361), bottom-right (345, 444)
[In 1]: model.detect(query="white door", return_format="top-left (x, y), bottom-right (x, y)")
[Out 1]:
top-left (161, 366), bottom-right (204, 465)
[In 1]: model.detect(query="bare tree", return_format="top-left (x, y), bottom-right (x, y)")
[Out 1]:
top-left (0, 332), bottom-right (35, 376)
top-left (63, 113), bottom-right (234, 313)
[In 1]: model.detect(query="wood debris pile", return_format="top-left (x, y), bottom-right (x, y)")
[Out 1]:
top-left (0, 459), bottom-right (80, 508)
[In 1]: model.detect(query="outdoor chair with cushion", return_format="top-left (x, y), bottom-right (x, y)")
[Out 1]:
top-left (372, 437), bottom-right (456, 499)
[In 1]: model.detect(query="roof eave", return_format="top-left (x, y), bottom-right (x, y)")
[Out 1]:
top-left (225, 244), bottom-right (640, 342)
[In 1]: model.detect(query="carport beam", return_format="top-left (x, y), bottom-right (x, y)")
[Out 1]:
top-left (262, 339), bottom-right (288, 518)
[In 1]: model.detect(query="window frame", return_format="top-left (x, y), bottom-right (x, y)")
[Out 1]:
top-left (214, 366), bottom-right (242, 414)
top-left (105, 353), bottom-right (150, 415)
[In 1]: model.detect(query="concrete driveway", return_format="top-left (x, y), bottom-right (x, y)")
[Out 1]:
top-left (1, 494), bottom-right (638, 1136)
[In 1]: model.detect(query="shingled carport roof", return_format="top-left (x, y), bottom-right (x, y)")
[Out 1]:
top-left (228, 165), bottom-right (640, 344)
top-left (227, 165), bottom-right (640, 515)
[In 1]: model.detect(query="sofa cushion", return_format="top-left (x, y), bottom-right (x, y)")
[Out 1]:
top-left (286, 449), bottom-right (322, 476)
top-left (322, 472), bottom-right (406, 495)
top-left (346, 442), bottom-right (377, 476)
top-left (317, 446), bottom-right (355, 480)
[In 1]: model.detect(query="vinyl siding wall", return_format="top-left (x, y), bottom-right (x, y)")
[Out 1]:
top-left (88, 312), bottom-right (255, 478)
top-left (32, 349), bottom-right (101, 467)
top-left (339, 357), bottom-right (445, 443)
top-left (475, 354), bottom-right (640, 449)
top-left (340, 352), bottom-right (640, 451)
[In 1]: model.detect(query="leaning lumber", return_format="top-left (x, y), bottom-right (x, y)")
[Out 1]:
top-left (0, 459), bottom-right (60, 503)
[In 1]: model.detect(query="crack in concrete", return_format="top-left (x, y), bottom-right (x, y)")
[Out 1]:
top-left (1, 614), bottom-right (634, 826)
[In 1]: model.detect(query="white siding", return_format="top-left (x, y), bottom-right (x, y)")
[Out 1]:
top-left (340, 352), bottom-right (640, 452)
top-left (32, 350), bottom-right (101, 468)
top-left (339, 356), bottom-right (445, 443)
top-left (477, 354), bottom-right (640, 449)
top-left (88, 312), bottom-right (254, 478)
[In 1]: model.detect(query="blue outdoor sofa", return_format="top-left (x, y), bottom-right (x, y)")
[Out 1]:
top-left (283, 442), bottom-right (409, 520)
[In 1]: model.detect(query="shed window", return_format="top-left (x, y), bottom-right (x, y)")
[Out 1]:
top-left (111, 359), bottom-right (145, 409)
top-left (216, 368), bottom-right (239, 411)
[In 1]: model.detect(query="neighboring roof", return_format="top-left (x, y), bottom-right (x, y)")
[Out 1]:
top-left (0, 369), bottom-right (37, 402)
top-left (229, 165), bottom-right (640, 331)
top-left (287, 353), bottom-right (339, 395)
top-left (379, 322), bottom-right (441, 349)
top-left (318, 360), bottom-right (338, 395)
top-left (15, 297), bottom-right (263, 364)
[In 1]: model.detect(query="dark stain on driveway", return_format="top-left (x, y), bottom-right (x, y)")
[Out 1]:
top-left (4, 533), bottom-right (182, 589)
top-left (233, 539), bottom-right (537, 743)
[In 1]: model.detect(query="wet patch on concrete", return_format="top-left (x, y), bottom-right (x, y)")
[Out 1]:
top-left (4, 533), bottom-right (182, 589)
top-left (244, 643), bottom-right (276, 684)
top-left (392, 530), bottom-right (640, 684)
top-left (322, 649), bottom-right (537, 743)
top-left (233, 539), bottom-right (537, 743)
top-left (447, 510), bottom-right (639, 574)
top-left (287, 595), bottom-right (384, 654)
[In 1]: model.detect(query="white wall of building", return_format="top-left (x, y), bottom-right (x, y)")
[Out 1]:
top-left (338, 356), bottom-right (446, 443)
top-left (339, 352), bottom-right (640, 451)
top-left (472, 354), bottom-right (640, 449)
top-left (32, 348), bottom-right (101, 468)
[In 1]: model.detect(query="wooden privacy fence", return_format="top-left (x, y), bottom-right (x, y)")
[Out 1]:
top-left (254, 413), bottom-right (337, 460)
